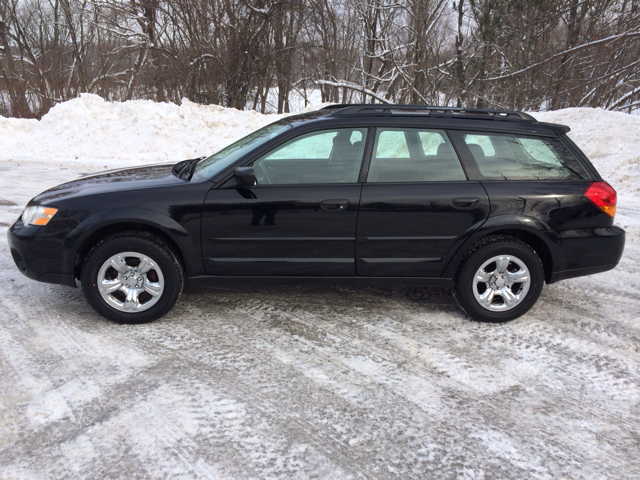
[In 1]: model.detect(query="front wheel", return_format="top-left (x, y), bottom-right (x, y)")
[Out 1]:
top-left (453, 236), bottom-right (545, 323)
top-left (81, 232), bottom-right (184, 324)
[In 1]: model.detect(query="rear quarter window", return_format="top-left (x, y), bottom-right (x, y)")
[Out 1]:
top-left (461, 132), bottom-right (587, 180)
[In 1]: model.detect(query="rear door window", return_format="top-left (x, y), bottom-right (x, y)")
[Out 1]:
top-left (461, 132), bottom-right (586, 180)
top-left (368, 128), bottom-right (467, 182)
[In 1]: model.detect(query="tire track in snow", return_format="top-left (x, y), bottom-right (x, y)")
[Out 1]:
top-left (105, 297), bottom-right (463, 477)
top-left (182, 286), bottom-right (636, 478)
top-left (140, 292), bottom-right (544, 476)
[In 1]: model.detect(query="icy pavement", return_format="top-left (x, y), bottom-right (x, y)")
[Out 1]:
top-left (1, 160), bottom-right (639, 479)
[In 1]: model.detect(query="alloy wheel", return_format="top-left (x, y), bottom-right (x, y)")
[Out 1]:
top-left (96, 252), bottom-right (165, 312)
top-left (472, 254), bottom-right (531, 311)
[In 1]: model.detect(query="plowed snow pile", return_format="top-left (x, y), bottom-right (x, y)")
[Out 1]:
top-left (0, 93), bottom-right (286, 166)
top-left (532, 108), bottom-right (640, 198)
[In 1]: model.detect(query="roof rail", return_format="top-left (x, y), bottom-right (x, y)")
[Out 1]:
top-left (324, 104), bottom-right (536, 122)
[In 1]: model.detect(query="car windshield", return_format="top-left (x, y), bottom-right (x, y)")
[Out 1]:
top-left (192, 121), bottom-right (292, 180)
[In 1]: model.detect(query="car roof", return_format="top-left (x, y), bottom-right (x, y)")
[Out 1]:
top-left (325, 104), bottom-right (537, 121)
top-left (277, 104), bottom-right (570, 136)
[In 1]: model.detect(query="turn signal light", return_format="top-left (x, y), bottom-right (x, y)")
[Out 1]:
top-left (585, 181), bottom-right (617, 218)
top-left (22, 206), bottom-right (58, 226)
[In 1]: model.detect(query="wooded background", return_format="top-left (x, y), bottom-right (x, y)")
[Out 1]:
top-left (1, 0), bottom-right (639, 118)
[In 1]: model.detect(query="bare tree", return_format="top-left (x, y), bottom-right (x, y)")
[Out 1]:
top-left (1, 0), bottom-right (639, 118)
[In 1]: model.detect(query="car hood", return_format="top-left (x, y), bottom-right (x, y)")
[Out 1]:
top-left (32, 162), bottom-right (185, 204)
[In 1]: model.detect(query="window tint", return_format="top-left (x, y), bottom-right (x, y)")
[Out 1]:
top-left (418, 131), bottom-right (445, 155)
top-left (252, 128), bottom-right (367, 185)
top-left (376, 130), bottom-right (410, 158)
top-left (520, 138), bottom-right (561, 165)
top-left (193, 122), bottom-right (290, 180)
top-left (368, 128), bottom-right (466, 182)
top-left (465, 134), bottom-right (495, 156)
top-left (265, 131), bottom-right (335, 160)
top-left (463, 133), bottom-right (586, 180)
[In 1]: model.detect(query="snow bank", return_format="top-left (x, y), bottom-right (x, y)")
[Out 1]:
top-left (0, 94), bottom-right (286, 167)
top-left (0, 95), bottom-right (637, 202)
top-left (531, 108), bottom-right (640, 198)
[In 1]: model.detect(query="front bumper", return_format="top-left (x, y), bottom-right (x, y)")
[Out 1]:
top-left (7, 220), bottom-right (77, 287)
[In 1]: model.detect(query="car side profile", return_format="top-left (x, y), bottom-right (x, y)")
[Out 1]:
top-left (8, 104), bottom-right (625, 324)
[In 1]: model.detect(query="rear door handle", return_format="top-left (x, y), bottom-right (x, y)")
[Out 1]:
top-left (452, 197), bottom-right (480, 209)
top-left (320, 199), bottom-right (349, 212)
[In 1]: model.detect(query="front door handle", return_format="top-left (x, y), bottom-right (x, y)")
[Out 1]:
top-left (452, 197), bottom-right (480, 209)
top-left (320, 199), bottom-right (350, 212)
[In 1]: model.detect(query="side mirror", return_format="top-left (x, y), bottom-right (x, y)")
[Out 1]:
top-left (234, 167), bottom-right (256, 187)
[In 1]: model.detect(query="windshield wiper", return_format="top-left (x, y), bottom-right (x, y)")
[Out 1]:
top-left (171, 156), bottom-right (205, 181)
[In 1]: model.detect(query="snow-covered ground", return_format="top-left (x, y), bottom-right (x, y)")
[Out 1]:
top-left (1, 97), bottom-right (639, 478)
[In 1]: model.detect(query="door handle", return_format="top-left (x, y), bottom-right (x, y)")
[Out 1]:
top-left (452, 197), bottom-right (480, 209)
top-left (320, 199), bottom-right (350, 212)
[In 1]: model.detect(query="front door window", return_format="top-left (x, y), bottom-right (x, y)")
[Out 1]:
top-left (252, 128), bottom-right (368, 185)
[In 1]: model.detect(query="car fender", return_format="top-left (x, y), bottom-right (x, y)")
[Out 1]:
top-left (441, 214), bottom-right (560, 279)
top-left (64, 207), bottom-right (204, 276)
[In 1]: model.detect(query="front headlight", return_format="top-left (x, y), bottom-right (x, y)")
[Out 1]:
top-left (22, 205), bottom-right (58, 226)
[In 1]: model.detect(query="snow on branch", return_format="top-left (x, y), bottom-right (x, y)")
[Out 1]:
top-left (481, 31), bottom-right (640, 82)
top-left (312, 79), bottom-right (394, 104)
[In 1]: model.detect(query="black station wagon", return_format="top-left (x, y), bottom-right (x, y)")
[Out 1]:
top-left (8, 104), bottom-right (625, 323)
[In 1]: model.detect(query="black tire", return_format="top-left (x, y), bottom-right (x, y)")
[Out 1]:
top-left (81, 232), bottom-right (184, 324)
top-left (453, 235), bottom-right (545, 323)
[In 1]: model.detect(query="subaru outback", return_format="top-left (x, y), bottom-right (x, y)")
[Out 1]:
top-left (7, 104), bottom-right (625, 323)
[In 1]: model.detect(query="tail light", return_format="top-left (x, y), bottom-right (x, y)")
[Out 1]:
top-left (585, 181), bottom-right (617, 218)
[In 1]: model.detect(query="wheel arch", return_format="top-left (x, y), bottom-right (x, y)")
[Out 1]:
top-left (443, 216), bottom-right (558, 283)
top-left (69, 209), bottom-right (204, 280)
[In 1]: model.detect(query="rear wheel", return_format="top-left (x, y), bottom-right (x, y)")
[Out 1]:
top-left (453, 236), bottom-right (544, 323)
top-left (81, 232), bottom-right (184, 324)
